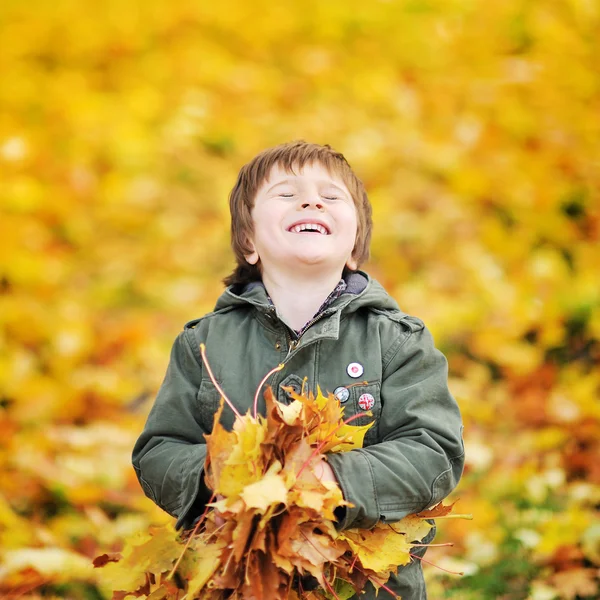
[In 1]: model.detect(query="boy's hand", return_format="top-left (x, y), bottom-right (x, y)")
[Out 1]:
top-left (314, 459), bottom-right (347, 524)
top-left (314, 458), bottom-right (337, 484)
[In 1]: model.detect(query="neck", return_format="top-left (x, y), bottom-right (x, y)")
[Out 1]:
top-left (262, 268), bottom-right (344, 331)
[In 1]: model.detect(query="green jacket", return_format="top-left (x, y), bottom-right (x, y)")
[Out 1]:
top-left (132, 272), bottom-right (464, 599)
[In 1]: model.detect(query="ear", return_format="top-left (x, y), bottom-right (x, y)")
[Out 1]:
top-left (244, 240), bottom-right (259, 265)
top-left (346, 256), bottom-right (358, 270)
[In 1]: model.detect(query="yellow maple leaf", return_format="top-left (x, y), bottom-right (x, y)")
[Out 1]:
top-left (276, 398), bottom-right (304, 425)
top-left (185, 540), bottom-right (226, 598)
top-left (392, 514), bottom-right (434, 543)
top-left (321, 420), bottom-right (374, 453)
top-left (341, 523), bottom-right (413, 573)
top-left (207, 407), bottom-right (268, 497)
top-left (240, 462), bottom-right (288, 513)
top-left (100, 526), bottom-right (181, 592)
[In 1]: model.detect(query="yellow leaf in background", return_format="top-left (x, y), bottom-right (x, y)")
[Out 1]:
top-left (0, 547), bottom-right (93, 582)
top-left (536, 507), bottom-right (592, 557)
top-left (0, 495), bottom-right (38, 548)
top-left (581, 523), bottom-right (600, 565)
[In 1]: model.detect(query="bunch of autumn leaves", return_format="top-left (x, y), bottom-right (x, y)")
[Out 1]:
top-left (177, 347), bottom-right (452, 599)
top-left (97, 348), bottom-right (458, 599)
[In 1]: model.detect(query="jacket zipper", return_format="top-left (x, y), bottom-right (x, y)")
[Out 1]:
top-left (285, 337), bottom-right (297, 361)
top-left (283, 310), bottom-right (331, 362)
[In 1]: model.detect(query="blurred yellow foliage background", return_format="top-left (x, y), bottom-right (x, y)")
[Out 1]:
top-left (1, 0), bottom-right (599, 598)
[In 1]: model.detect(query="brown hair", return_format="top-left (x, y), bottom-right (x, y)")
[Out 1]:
top-left (223, 140), bottom-right (372, 287)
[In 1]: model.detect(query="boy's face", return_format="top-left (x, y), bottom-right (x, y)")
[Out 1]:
top-left (245, 162), bottom-right (358, 277)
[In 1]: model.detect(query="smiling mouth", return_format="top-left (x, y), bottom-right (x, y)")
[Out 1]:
top-left (287, 223), bottom-right (330, 235)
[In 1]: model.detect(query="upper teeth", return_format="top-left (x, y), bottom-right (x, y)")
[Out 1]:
top-left (291, 223), bottom-right (327, 234)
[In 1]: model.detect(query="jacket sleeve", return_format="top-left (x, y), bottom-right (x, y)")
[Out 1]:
top-left (131, 329), bottom-right (212, 530)
top-left (326, 318), bottom-right (464, 530)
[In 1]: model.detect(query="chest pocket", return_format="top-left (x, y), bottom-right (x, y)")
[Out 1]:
top-left (278, 374), bottom-right (305, 405)
top-left (342, 382), bottom-right (381, 447)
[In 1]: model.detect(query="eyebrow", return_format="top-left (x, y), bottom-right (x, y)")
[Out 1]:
top-left (266, 179), bottom-right (348, 195)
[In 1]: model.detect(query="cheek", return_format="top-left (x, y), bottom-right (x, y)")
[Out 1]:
top-left (347, 213), bottom-right (359, 242)
top-left (348, 217), bottom-right (359, 255)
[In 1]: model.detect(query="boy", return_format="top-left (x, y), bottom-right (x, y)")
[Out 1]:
top-left (132, 141), bottom-right (464, 599)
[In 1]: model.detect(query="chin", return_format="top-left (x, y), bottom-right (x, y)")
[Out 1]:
top-left (293, 257), bottom-right (344, 271)
top-left (292, 252), bottom-right (328, 264)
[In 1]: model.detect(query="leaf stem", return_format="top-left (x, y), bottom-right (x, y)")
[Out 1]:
top-left (341, 559), bottom-right (399, 599)
top-left (411, 542), bottom-right (454, 547)
top-left (344, 380), bottom-right (369, 390)
top-left (322, 575), bottom-right (342, 600)
top-left (368, 577), bottom-right (399, 599)
top-left (252, 362), bottom-right (285, 418)
top-left (430, 514), bottom-right (473, 520)
top-left (408, 553), bottom-right (464, 576)
top-left (199, 343), bottom-right (241, 419)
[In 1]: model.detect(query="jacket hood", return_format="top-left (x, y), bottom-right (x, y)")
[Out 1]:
top-left (213, 270), bottom-right (405, 317)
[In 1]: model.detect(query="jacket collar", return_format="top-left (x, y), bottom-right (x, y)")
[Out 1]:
top-left (213, 270), bottom-right (405, 343)
top-left (215, 270), bottom-right (370, 315)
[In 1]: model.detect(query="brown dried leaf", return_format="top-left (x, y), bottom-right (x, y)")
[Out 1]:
top-left (92, 552), bottom-right (122, 568)
top-left (549, 568), bottom-right (599, 600)
top-left (417, 500), bottom-right (457, 519)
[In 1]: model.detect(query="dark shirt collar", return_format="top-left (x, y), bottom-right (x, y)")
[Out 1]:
top-left (243, 271), bottom-right (366, 336)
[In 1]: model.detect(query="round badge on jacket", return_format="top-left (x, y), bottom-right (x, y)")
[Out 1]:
top-left (347, 362), bottom-right (364, 378)
top-left (358, 393), bottom-right (375, 411)
top-left (334, 386), bottom-right (350, 404)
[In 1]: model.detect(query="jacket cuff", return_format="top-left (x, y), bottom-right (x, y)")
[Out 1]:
top-left (325, 450), bottom-right (379, 530)
top-left (175, 445), bottom-right (210, 530)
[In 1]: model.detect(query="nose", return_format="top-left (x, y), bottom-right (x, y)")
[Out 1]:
top-left (300, 202), bottom-right (324, 211)
top-left (298, 193), bottom-right (324, 212)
